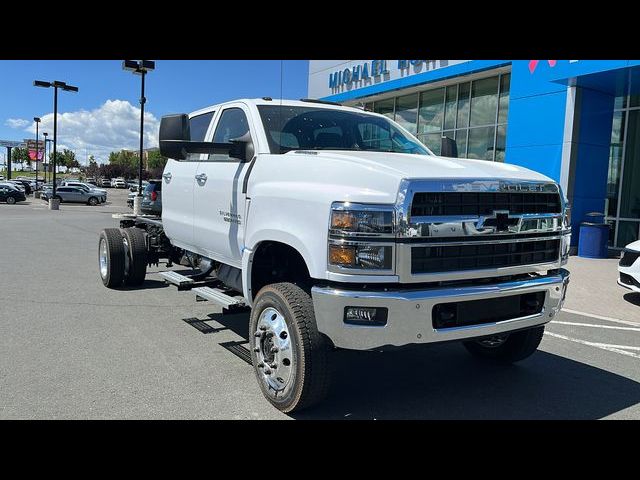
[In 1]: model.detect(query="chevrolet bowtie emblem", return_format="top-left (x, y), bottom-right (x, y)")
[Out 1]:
top-left (481, 211), bottom-right (519, 233)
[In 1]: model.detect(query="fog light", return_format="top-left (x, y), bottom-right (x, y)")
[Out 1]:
top-left (344, 307), bottom-right (388, 326)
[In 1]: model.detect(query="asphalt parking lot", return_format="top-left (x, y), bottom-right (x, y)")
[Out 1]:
top-left (1, 188), bottom-right (640, 419)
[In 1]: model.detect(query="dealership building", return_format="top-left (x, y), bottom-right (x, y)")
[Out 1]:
top-left (308, 60), bottom-right (640, 249)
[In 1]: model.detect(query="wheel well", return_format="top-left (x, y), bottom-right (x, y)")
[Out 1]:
top-left (251, 241), bottom-right (311, 299)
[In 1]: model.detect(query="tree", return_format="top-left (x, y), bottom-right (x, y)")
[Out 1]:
top-left (11, 147), bottom-right (29, 170)
top-left (49, 151), bottom-right (65, 172)
top-left (60, 149), bottom-right (78, 169)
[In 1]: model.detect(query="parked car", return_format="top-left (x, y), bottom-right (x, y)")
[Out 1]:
top-left (86, 177), bottom-right (97, 185)
top-left (141, 180), bottom-right (162, 216)
top-left (100, 178), bottom-right (112, 188)
top-left (618, 240), bottom-right (640, 293)
top-left (8, 179), bottom-right (32, 195)
top-left (111, 178), bottom-right (127, 189)
top-left (4, 181), bottom-right (26, 193)
top-left (41, 186), bottom-right (103, 205)
top-left (0, 184), bottom-right (27, 204)
top-left (62, 181), bottom-right (108, 202)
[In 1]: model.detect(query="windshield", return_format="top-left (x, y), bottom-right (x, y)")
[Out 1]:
top-left (258, 105), bottom-right (431, 155)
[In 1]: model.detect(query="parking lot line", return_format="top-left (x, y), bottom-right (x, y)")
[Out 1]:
top-left (562, 308), bottom-right (640, 327)
top-left (551, 321), bottom-right (640, 332)
top-left (544, 331), bottom-right (640, 359)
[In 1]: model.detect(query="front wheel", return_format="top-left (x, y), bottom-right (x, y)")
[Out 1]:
top-left (462, 326), bottom-right (545, 363)
top-left (249, 282), bottom-right (332, 413)
top-left (88, 197), bottom-right (98, 206)
top-left (98, 228), bottom-right (126, 288)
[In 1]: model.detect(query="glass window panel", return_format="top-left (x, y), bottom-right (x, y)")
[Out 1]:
top-left (467, 126), bottom-right (495, 160)
top-left (495, 124), bottom-right (506, 162)
top-left (395, 93), bottom-right (419, 134)
top-left (498, 74), bottom-right (510, 124)
top-left (419, 132), bottom-right (442, 155)
top-left (441, 130), bottom-right (457, 157)
top-left (373, 98), bottom-right (395, 119)
top-left (455, 129), bottom-right (467, 158)
top-left (443, 85), bottom-right (457, 130)
top-left (364, 102), bottom-right (374, 112)
top-left (418, 88), bottom-right (445, 134)
top-left (629, 68), bottom-right (640, 108)
top-left (470, 76), bottom-right (499, 127)
top-left (620, 110), bottom-right (640, 218)
top-left (616, 221), bottom-right (639, 248)
top-left (607, 111), bottom-right (625, 217)
top-left (457, 82), bottom-right (470, 129)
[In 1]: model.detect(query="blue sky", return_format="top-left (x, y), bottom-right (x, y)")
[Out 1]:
top-left (0, 60), bottom-right (309, 163)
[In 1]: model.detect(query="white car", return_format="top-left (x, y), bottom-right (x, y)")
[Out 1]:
top-left (618, 240), bottom-right (640, 293)
top-left (111, 178), bottom-right (127, 188)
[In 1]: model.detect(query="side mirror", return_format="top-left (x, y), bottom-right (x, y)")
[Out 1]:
top-left (229, 131), bottom-right (255, 162)
top-left (159, 114), bottom-right (191, 159)
top-left (440, 135), bottom-right (458, 158)
top-left (159, 113), bottom-right (239, 160)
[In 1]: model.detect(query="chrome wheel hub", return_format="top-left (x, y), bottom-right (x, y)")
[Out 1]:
top-left (254, 307), bottom-right (294, 393)
top-left (99, 238), bottom-right (108, 279)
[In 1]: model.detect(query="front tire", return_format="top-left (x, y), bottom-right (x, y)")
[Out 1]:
top-left (88, 197), bottom-right (98, 206)
top-left (250, 282), bottom-right (331, 413)
top-left (98, 228), bottom-right (126, 288)
top-left (463, 326), bottom-right (545, 363)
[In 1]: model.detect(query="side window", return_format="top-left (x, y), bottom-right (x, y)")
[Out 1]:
top-left (187, 111), bottom-right (215, 161)
top-left (209, 108), bottom-right (251, 162)
top-left (358, 122), bottom-right (392, 151)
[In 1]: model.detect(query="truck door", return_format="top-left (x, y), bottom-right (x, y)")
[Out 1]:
top-left (161, 110), bottom-right (216, 250)
top-left (193, 104), bottom-right (255, 267)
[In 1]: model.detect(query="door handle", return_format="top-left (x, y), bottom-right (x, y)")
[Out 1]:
top-left (195, 173), bottom-right (208, 183)
top-left (162, 172), bottom-right (172, 183)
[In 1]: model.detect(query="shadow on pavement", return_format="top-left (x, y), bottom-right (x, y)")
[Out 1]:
top-left (623, 292), bottom-right (640, 307)
top-left (201, 311), bottom-right (640, 420)
top-left (120, 279), bottom-right (169, 291)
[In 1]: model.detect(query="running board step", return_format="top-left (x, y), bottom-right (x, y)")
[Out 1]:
top-left (157, 271), bottom-right (194, 289)
top-left (192, 286), bottom-right (246, 308)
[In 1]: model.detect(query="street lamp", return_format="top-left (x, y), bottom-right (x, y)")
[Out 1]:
top-left (42, 132), bottom-right (48, 182)
top-left (34, 117), bottom-right (41, 191)
top-left (123, 60), bottom-right (155, 212)
top-left (33, 80), bottom-right (79, 208)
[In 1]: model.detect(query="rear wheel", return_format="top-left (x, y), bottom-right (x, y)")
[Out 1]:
top-left (99, 228), bottom-right (126, 288)
top-left (250, 282), bottom-right (332, 413)
top-left (121, 227), bottom-right (147, 286)
top-left (54, 195), bottom-right (62, 203)
top-left (6, 196), bottom-right (16, 205)
top-left (462, 326), bottom-right (545, 363)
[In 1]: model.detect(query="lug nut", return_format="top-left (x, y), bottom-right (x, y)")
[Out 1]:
top-left (257, 362), bottom-right (264, 368)
top-left (254, 331), bottom-right (262, 338)
top-left (270, 346), bottom-right (279, 353)
top-left (259, 325), bottom-right (267, 331)
top-left (264, 369), bottom-right (272, 375)
top-left (270, 363), bottom-right (277, 369)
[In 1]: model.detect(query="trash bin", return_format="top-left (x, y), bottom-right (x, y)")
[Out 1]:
top-left (578, 212), bottom-right (609, 259)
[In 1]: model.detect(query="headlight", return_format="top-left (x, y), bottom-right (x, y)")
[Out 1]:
top-left (328, 202), bottom-right (395, 273)
top-left (330, 204), bottom-right (394, 236)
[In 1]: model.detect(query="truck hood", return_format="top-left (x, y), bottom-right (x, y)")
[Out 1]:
top-left (302, 150), bottom-right (554, 183)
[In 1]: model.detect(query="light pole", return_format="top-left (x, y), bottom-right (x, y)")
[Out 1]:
top-left (123, 60), bottom-right (155, 214)
top-left (34, 117), bottom-right (41, 192)
top-left (43, 132), bottom-right (48, 183)
top-left (34, 80), bottom-right (79, 209)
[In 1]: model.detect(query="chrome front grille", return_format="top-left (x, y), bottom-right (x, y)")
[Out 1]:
top-left (395, 179), bottom-right (571, 283)
top-left (410, 191), bottom-right (562, 217)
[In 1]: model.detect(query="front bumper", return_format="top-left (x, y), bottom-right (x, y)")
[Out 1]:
top-left (311, 268), bottom-right (570, 351)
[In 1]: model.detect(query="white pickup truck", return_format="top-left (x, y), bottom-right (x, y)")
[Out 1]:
top-left (98, 98), bottom-right (571, 412)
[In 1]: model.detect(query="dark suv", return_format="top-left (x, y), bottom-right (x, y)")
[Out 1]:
top-left (141, 180), bottom-right (162, 216)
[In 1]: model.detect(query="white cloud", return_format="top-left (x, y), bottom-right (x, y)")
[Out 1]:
top-left (5, 118), bottom-right (30, 128)
top-left (22, 99), bottom-right (160, 164)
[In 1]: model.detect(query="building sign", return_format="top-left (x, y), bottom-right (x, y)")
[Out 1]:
top-left (25, 139), bottom-right (45, 161)
top-left (309, 60), bottom-right (470, 99)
